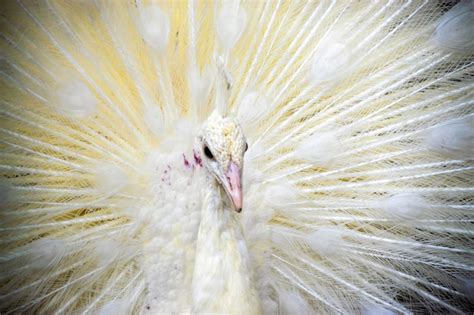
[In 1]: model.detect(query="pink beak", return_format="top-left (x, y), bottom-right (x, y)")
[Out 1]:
top-left (225, 162), bottom-right (243, 212)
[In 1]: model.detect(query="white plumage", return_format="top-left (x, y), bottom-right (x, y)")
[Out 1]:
top-left (0, 0), bottom-right (473, 314)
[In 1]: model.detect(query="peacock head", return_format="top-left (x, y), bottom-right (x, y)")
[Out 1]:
top-left (199, 111), bottom-right (248, 213)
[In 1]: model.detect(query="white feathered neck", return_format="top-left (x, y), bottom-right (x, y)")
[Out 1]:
top-left (191, 170), bottom-right (261, 314)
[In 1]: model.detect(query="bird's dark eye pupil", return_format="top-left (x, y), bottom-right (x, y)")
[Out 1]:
top-left (204, 146), bottom-right (214, 159)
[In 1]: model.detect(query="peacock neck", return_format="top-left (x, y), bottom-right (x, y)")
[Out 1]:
top-left (191, 172), bottom-right (262, 314)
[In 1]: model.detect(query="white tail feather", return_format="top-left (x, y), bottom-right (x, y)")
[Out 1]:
top-left (1, 1), bottom-right (472, 314)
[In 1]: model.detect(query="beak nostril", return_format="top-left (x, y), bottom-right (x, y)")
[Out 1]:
top-left (227, 176), bottom-right (233, 190)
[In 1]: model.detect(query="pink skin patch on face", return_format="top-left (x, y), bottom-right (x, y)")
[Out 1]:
top-left (193, 149), bottom-right (203, 167)
top-left (183, 154), bottom-right (190, 168)
top-left (182, 151), bottom-right (203, 170)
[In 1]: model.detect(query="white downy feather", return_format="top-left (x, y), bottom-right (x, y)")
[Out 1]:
top-left (55, 79), bottom-right (97, 118)
top-left (138, 4), bottom-right (170, 53)
top-left (426, 118), bottom-right (474, 158)
top-left (27, 239), bottom-right (66, 269)
top-left (93, 163), bottom-right (128, 195)
top-left (306, 228), bottom-right (344, 257)
top-left (98, 299), bottom-right (129, 315)
top-left (279, 291), bottom-right (313, 315)
top-left (310, 41), bottom-right (352, 86)
top-left (216, 1), bottom-right (247, 51)
top-left (433, 0), bottom-right (474, 53)
top-left (381, 193), bottom-right (429, 219)
top-left (294, 131), bottom-right (343, 166)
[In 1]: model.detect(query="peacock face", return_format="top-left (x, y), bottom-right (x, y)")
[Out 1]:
top-left (199, 111), bottom-right (248, 212)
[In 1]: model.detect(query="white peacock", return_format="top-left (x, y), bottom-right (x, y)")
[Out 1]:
top-left (0, 1), bottom-right (473, 314)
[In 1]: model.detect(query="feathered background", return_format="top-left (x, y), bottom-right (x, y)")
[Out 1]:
top-left (0, 0), bottom-right (473, 314)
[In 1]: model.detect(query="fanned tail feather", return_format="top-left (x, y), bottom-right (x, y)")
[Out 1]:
top-left (0, 0), bottom-right (473, 313)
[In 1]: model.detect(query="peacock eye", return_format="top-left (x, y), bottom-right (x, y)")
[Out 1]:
top-left (244, 142), bottom-right (248, 152)
top-left (204, 146), bottom-right (214, 159)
